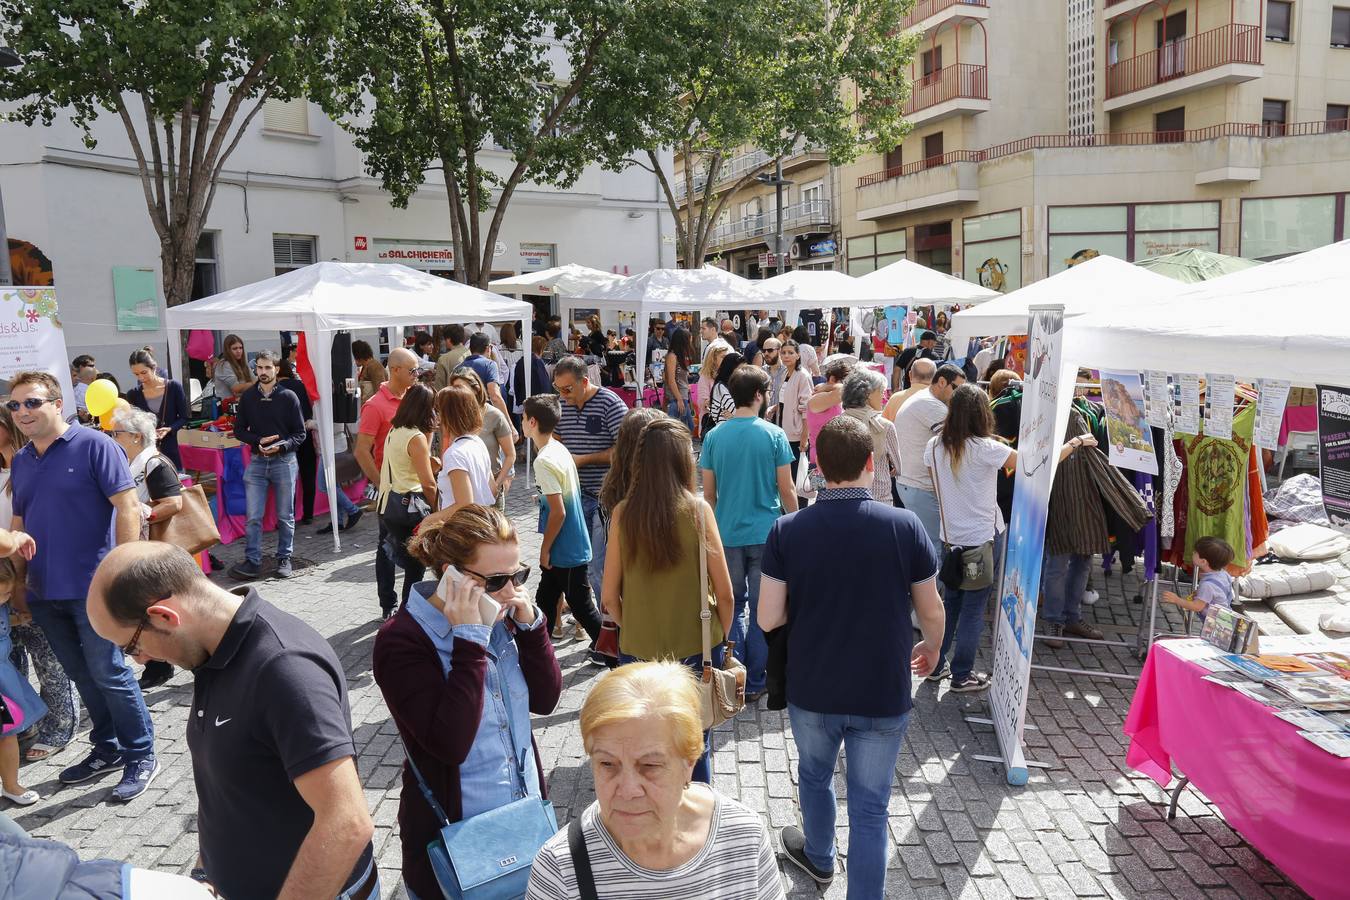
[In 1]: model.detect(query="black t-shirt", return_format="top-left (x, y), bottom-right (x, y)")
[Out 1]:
top-left (142, 458), bottom-right (183, 502)
top-left (799, 310), bottom-right (824, 346)
top-left (188, 590), bottom-right (373, 898)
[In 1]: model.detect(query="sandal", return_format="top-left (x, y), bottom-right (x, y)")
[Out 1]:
top-left (25, 742), bottom-right (62, 762)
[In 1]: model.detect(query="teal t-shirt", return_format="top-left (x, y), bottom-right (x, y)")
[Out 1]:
top-left (533, 439), bottom-right (592, 568)
top-left (699, 415), bottom-right (795, 548)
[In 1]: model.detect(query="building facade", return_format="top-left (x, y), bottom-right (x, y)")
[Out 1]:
top-left (831, 0), bottom-right (1350, 291)
top-left (1, 95), bottom-right (674, 365)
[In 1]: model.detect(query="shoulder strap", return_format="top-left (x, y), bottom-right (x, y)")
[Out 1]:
top-left (568, 817), bottom-right (600, 900)
top-left (403, 751), bottom-right (451, 827)
top-left (698, 503), bottom-right (714, 671)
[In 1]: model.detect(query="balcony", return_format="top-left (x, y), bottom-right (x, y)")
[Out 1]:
top-left (902, 0), bottom-right (989, 34)
top-left (707, 199), bottom-right (833, 249)
top-left (904, 64), bottom-right (991, 126)
top-left (674, 139), bottom-right (825, 203)
top-left (856, 153), bottom-right (980, 219)
top-left (1103, 0), bottom-right (1157, 21)
top-left (1104, 24), bottom-right (1262, 112)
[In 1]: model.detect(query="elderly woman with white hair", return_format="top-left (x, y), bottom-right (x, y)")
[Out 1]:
top-left (841, 368), bottom-right (902, 503)
top-left (527, 661), bottom-right (785, 899)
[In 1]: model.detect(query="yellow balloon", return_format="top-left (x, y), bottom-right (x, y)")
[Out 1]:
top-left (85, 379), bottom-right (119, 417)
top-left (113, 397), bottom-right (131, 411)
top-left (100, 410), bottom-right (116, 431)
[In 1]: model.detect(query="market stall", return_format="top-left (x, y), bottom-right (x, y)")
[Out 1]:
top-left (488, 263), bottom-right (623, 297)
top-left (165, 262), bottom-right (533, 550)
top-left (856, 258), bottom-right (1000, 308)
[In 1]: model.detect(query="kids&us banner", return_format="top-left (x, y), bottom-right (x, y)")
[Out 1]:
top-left (0, 287), bottom-right (77, 417)
top-left (989, 304), bottom-right (1070, 786)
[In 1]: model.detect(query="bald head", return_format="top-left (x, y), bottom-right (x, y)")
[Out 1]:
top-left (90, 542), bottom-right (207, 629)
top-left (908, 357), bottom-right (936, 385)
top-left (387, 346), bottom-right (419, 393)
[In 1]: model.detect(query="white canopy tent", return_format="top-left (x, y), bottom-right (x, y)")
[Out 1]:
top-left (857, 258), bottom-right (1000, 307)
top-left (760, 269), bottom-right (896, 319)
top-left (165, 262), bottom-right (533, 549)
top-left (1064, 239), bottom-right (1350, 386)
top-left (561, 267), bottom-right (777, 405)
top-left (487, 264), bottom-right (623, 297)
top-left (948, 255), bottom-right (1187, 343)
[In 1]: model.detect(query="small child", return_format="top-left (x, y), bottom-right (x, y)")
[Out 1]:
top-left (0, 557), bottom-right (47, 805)
top-left (522, 396), bottom-right (604, 660)
top-left (1162, 536), bottom-right (1235, 622)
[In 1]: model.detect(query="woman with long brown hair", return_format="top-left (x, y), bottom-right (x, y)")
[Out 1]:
top-left (449, 368), bottom-right (516, 511)
top-left (211, 333), bottom-right (252, 404)
top-left (600, 415), bottom-right (734, 784)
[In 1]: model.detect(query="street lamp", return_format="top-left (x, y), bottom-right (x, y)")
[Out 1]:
top-left (755, 161), bottom-right (793, 277)
top-left (0, 47), bottom-right (19, 286)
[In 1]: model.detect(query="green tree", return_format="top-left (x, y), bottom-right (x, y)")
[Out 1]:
top-left (611, 0), bottom-right (918, 268)
top-left (323, 0), bottom-right (662, 288)
top-left (0, 0), bottom-right (347, 305)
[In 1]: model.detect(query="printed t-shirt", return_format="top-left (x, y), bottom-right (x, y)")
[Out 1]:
top-left (699, 416), bottom-right (794, 548)
top-left (894, 390), bottom-right (947, 490)
top-left (923, 435), bottom-right (1010, 546)
top-left (533, 438), bottom-right (591, 567)
top-left (357, 383), bottom-right (402, 469)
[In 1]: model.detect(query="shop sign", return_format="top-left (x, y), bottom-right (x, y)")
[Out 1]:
top-left (373, 240), bottom-right (454, 269)
top-left (520, 245), bottom-right (553, 272)
top-left (354, 236), bottom-right (368, 251)
top-left (808, 239), bottom-right (837, 258)
top-left (1317, 385), bottom-right (1350, 532)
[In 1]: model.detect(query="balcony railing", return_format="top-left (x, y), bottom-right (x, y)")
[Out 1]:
top-left (856, 118), bottom-right (1350, 187)
top-left (674, 138), bottom-right (818, 201)
top-left (901, 0), bottom-right (988, 30)
top-left (1105, 24), bottom-right (1261, 99)
top-left (707, 199), bottom-right (832, 247)
top-left (904, 64), bottom-right (988, 116)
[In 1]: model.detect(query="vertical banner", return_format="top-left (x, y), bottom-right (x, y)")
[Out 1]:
top-left (1100, 370), bottom-right (1158, 475)
top-left (990, 305), bottom-right (1067, 786)
top-left (1253, 379), bottom-right (1292, 451)
top-left (1316, 385), bottom-right (1350, 532)
top-left (0, 287), bottom-right (77, 416)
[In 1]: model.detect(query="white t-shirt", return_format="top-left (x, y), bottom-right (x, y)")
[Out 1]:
top-left (924, 434), bottom-right (1010, 546)
top-left (438, 435), bottom-right (496, 507)
top-left (894, 390), bottom-right (948, 490)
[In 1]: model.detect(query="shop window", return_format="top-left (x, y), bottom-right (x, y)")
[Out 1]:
top-left (963, 211), bottom-right (1022, 294)
top-left (1155, 107), bottom-right (1186, 143)
top-left (1262, 99), bottom-right (1288, 136)
top-left (273, 234), bottom-right (317, 276)
top-left (923, 133), bottom-right (944, 168)
top-left (845, 229), bottom-right (905, 274)
top-left (1047, 201), bottom-right (1219, 275)
top-left (1266, 1), bottom-right (1293, 42)
top-left (263, 98), bottom-right (310, 135)
top-left (1329, 103), bottom-right (1350, 132)
top-left (1240, 195), bottom-right (1338, 260)
top-left (192, 231), bottom-right (219, 300)
top-left (1333, 8), bottom-right (1350, 47)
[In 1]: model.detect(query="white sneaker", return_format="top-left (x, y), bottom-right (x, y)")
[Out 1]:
top-left (1082, 589), bottom-right (1100, 606)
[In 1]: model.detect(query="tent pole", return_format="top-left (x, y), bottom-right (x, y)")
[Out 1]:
top-left (635, 312), bottom-right (648, 409)
top-left (523, 316), bottom-right (533, 493)
top-left (305, 327), bottom-right (342, 553)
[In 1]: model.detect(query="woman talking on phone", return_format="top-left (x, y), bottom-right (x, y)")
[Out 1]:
top-left (373, 504), bottom-right (563, 900)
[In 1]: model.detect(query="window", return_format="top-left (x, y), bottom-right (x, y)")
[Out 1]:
top-left (262, 98), bottom-right (310, 135)
top-left (1155, 107), bottom-right (1186, 143)
top-left (921, 47), bottom-right (942, 84)
top-left (1329, 103), bottom-right (1350, 132)
top-left (962, 211), bottom-right (1022, 293)
top-left (1333, 7), bottom-right (1350, 46)
top-left (1048, 202), bottom-right (1220, 274)
top-left (1241, 195), bottom-right (1342, 259)
top-left (799, 180), bottom-right (825, 217)
top-left (845, 229), bottom-right (906, 275)
top-left (1156, 12), bottom-right (1187, 80)
top-left (884, 144), bottom-right (903, 174)
top-left (923, 132), bottom-right (944, 168)
top-left (1262, 99), bottom-right (1288, 136)
top-left (273, 234), bottom-right (317, 275)
top-left (1266, 1), bottom-right (1293, 41)
top-left (192, 232), bottom-right (219, 300)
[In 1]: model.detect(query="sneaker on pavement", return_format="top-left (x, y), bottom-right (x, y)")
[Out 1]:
top-left (340, 510), bottom-right (363, 532)
top-left (59, 751), bottom-right (124, 785)
top-left (587, 650), bottom-right (611, 668)
top-left (1042, 623), bottom-right (1066, 650)
top-left (316, 520), bottom-right (339, 535)
top-left (779, 825), bottom-right (834, 884)
top-left (139, 660), bottom-right (174, 690)
top-left (110, 756), bottom-right (161, 802)
top-left (1064, 621), bottom-right (1105, 640)
top-left (229, 560), bottom-right (262, 581)
top-left (949, 672), bottom-right (992, 693)
top-left (926, 661), bottom-right (951, 683)
top-left (275, 557), bottom-right (294, 579)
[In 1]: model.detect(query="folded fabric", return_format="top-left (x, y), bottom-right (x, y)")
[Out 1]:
top-left (1236, 564), bottom-right (1336, 599)
top-left (1266, 522), bottom-right (1350, 560)
top-left (1319, 607), bottom-right (1350, 634)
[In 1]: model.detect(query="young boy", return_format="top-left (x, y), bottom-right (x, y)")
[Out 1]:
top-left (522, 395), bottom-right (604, 662)
top-left (1161, 536), bottom-right (1235, 621)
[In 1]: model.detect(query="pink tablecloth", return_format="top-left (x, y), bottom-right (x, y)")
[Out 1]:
top-left (179, 443), bottom-right (366, 546)
top-left (1124, 642), bottom-right (1350, 899)
top-left (1278, 405), bottom-right (1317, 446)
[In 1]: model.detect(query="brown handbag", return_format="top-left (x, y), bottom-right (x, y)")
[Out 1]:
top-left (150, 479), bottom-right (222, 555)
top-left (696, 503), bottom-right (747, 730)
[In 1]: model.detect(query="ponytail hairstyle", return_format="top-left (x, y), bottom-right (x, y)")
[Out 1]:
top-left (600, 407), bottom-right (666, 514)
top-left (406, 503), bottom-right (516, 571)
top-left (128, 347), bottom-right (159, 371)
top-left (617, 415), bottom-right (701, 571)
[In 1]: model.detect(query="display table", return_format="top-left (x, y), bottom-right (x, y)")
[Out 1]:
top-left (613, 385), bottom-right (664, 409)
top-left (1279, 404), bottom-right (1317, 446)
top-left (179, 443), bottom-right (366, 546)
top-left (1124, 639), bottom-right (1350, 899)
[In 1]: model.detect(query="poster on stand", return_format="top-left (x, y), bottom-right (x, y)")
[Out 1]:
top-left (0, 287), bottom-right (77, 416)
top-left (1205, 373), bottom-right (1236, 440)
top-left (990, 304), bottom-right (1068, 786)
top-left (1100, 370), bottom-right (1158, 475)
top-left (1316, 385), bottom-right (1350, 532)
top-left (1144, 371), bottom-right (1170, 428)
top-left (1178, 374), bottom-right (1201, 434)
top-left (1254, 379), bottom-right (1292, 451)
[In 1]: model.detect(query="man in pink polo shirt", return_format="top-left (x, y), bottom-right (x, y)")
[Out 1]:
top-left (354, 347), bottom-right (418, 618)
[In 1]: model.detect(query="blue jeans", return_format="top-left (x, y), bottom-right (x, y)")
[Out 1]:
top-left (938, 547), bottom-right (995, 681)
top-left (896, 484), bottom-right (941, 550)
top-left (724, 544), bottom-right (767, 695)
top-left (789, 704), bottom-right (910, 898)
top-left (317, 465), bottom-right (360, 520)
top-left (27, 600), bottom-right (154, 762)
top-left (619, 646), bottom-right (723, 784)
top-left (581, 494), bottom-right (607, 608)
top-left (1042, 552), bottom-right (1090, 626)
top-left (667, 392), bottom-right (693, 430)
top-left (244, 452), bottom-right (299, 566)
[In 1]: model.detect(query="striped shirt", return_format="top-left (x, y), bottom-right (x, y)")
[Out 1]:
top-left (554, 386), bottom-right (628, 496)
top-left (527, 794), bottom-right (785, 900)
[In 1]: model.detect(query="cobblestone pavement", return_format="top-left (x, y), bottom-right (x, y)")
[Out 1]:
top-left (8, 476), bottom-right (1310, 899)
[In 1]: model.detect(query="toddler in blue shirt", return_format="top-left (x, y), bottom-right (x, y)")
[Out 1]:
top-left (1161, 536), bottom-right (1235, 621)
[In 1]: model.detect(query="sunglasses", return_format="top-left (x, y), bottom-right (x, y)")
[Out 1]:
top-left (462, 565), bottom-right (531, 593)
top-left (5, 397), bottom-right (57, 412)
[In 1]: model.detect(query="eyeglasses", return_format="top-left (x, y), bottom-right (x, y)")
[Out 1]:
top-left (5, 397), bottom-right (56, 412)
top-left (122, 617), bottom-right (149, 657)
top-left (462, 565), bottom-right (531, 593)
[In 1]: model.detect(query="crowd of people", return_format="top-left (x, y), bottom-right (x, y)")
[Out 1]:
top-left (0, 311), bottom-right (1126, 900)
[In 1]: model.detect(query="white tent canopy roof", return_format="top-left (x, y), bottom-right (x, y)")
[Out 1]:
top-left (165, 262), bottom-right (533, 331)
top-left (760, 269), bottom-right (896, 307)
top-left (1064, 239), bottom-right (1350, 386)
top-left (948, 255), bottom-right (1186, 343)
top-left (857, 258), bottom-right (999, 307)
top-left (487, 264), bottom-right (623, 296)
top-left (564, 266), bottom-right (774, 311)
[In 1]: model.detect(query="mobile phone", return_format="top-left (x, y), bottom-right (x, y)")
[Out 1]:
top-left (439, 566), bottom-right (501, 626)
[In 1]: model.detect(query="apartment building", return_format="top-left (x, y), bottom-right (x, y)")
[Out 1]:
top-left (836, 0), bottom-right (1350, 292)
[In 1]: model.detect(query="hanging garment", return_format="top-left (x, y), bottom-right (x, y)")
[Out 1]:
top-left (1046, 405), bottom-right (1150, 557)
top-left (1176, 402), bottom-right (1258, 570)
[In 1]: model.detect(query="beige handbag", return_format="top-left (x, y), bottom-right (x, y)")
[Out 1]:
top-left (696, 504), bottom-right (747, 730)
top-left (149, 463), bottom-right (222, 555)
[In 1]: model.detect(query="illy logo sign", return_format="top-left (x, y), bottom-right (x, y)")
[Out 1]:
top-left (354, 236), bottom-right (368, 251)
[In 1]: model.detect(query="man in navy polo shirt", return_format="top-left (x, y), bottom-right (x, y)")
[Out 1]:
top-left (6, 371), bottom-right (158, 801)
top-left (758, 415), bottom-right (945, 898)
top-left (462, 331), bottom-right (517, 438)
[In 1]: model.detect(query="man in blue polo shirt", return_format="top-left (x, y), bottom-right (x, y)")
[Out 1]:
top-left (758, 415), bottom-right (945, 898)
top-left (700, 365), bottom-right (797, 701)
top-left (462, 332), bottom-right (517, 438)
top-left (7, 371), bottom-right (158, 801)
